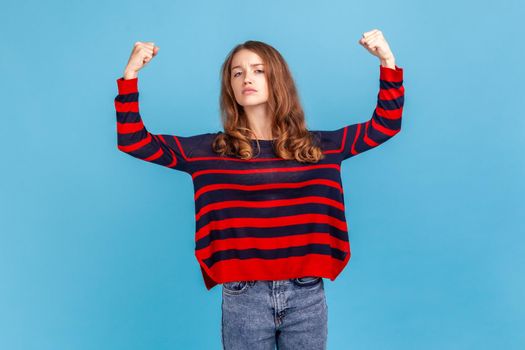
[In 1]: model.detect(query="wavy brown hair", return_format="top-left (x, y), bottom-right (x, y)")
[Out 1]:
top-left (212, 40), bottom-right (325, 163)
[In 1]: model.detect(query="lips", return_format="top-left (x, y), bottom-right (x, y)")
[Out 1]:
top-left (242, 88), bottom-right (257, 94)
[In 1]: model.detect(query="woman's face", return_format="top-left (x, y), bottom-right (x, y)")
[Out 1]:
top-left (230, 49), bottom-right (269, 108)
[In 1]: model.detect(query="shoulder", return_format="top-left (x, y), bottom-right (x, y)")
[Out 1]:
top-left (174, 131), bottom-right (219, 145)
top-left (309, 127), bottom-right (346, 150)
top-left (176, 131), bottom-right (220, 157)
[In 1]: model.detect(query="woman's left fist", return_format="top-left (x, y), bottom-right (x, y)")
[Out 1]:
top-left (358, 29), bottom-right (394, 61)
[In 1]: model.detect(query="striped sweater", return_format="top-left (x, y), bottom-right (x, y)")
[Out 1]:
top-left (114, 64), bottom-right (404, 290)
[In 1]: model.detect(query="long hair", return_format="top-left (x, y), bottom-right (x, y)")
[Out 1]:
top-left (212, 40), bottom-right (325, 163)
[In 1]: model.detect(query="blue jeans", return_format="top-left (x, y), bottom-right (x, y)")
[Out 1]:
top-left (221, 277), bottom-right (328, 350)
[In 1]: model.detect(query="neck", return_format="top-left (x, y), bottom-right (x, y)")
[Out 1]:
top-left (244, 103), bottom-right (273, 140)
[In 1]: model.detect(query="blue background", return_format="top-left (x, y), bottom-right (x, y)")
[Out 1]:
top-left (1, 0), bottom-right (523, 349)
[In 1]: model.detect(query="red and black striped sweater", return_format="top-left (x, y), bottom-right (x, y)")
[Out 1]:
top-left (114, 64), bottom-right (404, 290)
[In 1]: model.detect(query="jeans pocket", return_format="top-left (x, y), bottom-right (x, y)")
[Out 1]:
top-left (292, 276), bottom-right (322, 287)
top-left (222, 281), bottom-right (250, 295)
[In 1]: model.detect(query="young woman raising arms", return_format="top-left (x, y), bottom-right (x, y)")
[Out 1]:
top-left (114, 29), bottom-right (404, 350)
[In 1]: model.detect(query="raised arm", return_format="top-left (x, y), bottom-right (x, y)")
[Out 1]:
top-left (339, 63), bottom-right (404, 160)
top-left (114, 75), bottom-right (194, 172)
top-left (329, 29), bottom-right (404, 160)
top-left (114, 41), bottom-right (204, 173)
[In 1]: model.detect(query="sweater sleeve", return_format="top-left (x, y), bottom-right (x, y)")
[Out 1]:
top-left (319, 65), bottom-right (405, 161)
top-left (114, 76), bottom-right (204, 173)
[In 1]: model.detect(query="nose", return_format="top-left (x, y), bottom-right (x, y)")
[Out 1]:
top-left (243, 72), bottom-right (254, 84)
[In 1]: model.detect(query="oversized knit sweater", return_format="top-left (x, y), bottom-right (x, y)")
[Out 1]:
top-left (114, 64), bottom-right (404, 290)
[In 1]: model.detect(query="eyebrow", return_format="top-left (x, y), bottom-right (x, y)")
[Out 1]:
top-left (231, 63), bottom-right (264, 70)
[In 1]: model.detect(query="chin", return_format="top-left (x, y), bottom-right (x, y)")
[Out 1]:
top-left (240, 101), bottom-right (264, 107)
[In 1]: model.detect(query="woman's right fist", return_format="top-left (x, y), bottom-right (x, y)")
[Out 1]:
top-left (123, 42), bottom-right (160, 79)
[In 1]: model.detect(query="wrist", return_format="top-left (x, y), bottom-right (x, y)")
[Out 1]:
top-left (380, 55), bottom-right (396, 69)
top-left (123, 69), bottom-right (138, 80)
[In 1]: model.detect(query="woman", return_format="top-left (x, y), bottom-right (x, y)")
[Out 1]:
top-left (114, 29), bottom-right (404, 350)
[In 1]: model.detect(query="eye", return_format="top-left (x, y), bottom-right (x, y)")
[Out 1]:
top-left (232, 69), bottom-right (264, 78)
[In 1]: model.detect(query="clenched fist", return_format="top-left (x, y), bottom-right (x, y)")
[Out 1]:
top-left (123, 41), bottom-right (160, 79)
top-left (358, 29), bottom-right (394, 63)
